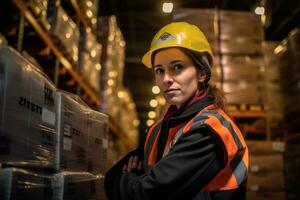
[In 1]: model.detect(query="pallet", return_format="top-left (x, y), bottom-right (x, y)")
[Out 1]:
top-left (226, 104), bottom-right (265, 112)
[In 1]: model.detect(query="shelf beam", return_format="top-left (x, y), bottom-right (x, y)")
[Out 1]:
top-left (70, 0), bottom-right (95, 33)
top-left (12, 0), bottom-right (100, 106)
top-left (229, 110), bottom-right (267, 118)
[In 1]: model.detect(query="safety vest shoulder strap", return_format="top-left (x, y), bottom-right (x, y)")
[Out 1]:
top-left (144, 120), bottom-right (162, 168)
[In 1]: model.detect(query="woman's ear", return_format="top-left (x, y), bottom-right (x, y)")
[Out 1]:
top-left (198, 73), bottom-right (206, 82)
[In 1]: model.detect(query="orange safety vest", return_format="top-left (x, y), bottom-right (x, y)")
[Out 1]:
top-left (143, 104), bottom-right (249, 191)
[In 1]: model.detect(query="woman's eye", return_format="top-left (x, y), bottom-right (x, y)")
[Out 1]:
top-left (155, 68), bottom-right (164, 74)
top-left (173, 64), bottom-right (183, 71)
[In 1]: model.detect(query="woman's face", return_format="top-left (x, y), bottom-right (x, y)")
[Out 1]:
top-left (153, 48), bottom-right (204, 108)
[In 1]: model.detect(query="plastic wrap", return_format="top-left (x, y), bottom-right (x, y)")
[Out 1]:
top-left (98, 16), bottom-right (125, 120)
top-left (78, 30), bottom-right (102, 91)
top-left (222, 81), bottom-right (265, 104)
top-left (0, 167), bottom-right (106, 200)
top-left (0, 45), bottom-right (57, 169)
top-left (56, 91), bottom-right (108, 174)
top-left (48, 6), bottom-right (79, 65)
top-left (29, 0), bottom-right (48, 18)
top-left (76, 0), bottom-right (99, 29)
top-left (221, 55), bottom-right (263, 81)
top-left (118, 87), bottom-right (139, 147)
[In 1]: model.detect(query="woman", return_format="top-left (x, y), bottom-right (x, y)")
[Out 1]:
top-left (105, 22), bottom-right (249, 200)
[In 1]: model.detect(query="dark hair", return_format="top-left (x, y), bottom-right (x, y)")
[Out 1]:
top-left (184, 49), bottom-right (226, 109)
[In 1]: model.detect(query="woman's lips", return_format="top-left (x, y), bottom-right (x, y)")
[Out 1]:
top-left (164, 88), bottom-right (179, 94)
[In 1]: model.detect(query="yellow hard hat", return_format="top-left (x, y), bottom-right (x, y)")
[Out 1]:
top-left (142, 22), bottom-right (213, 68)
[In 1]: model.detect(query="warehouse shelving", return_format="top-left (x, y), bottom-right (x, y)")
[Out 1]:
top-left (70, 0), bottom-right (96, 33)
top-left (11, 0), bottom-right (133, 150)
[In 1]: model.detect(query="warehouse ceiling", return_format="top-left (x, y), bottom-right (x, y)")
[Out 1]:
top-left (99, 0), bottom-right (300, 135)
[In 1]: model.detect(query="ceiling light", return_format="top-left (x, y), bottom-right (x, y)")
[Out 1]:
top-left (133, 119), bottom-right (140, 127)
top-left (148, 111), bottom-right (156, 119)
top-left (255, 6), bottom-right (265, 15)
top-left (95, 63), bottom-right (101, 70)
top-left (152, 86), bottom-right (160, 94)
top-left (146, 119), bottom-right (155, 127)
top-left (150, 99), bottom-right (158, 107)
top-left (162, 2), bottom-right (173, 13)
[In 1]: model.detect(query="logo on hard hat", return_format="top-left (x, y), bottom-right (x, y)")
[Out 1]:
top-left (156, 32), bottom-right (175, 45)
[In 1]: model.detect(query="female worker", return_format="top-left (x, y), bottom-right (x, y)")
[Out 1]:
top-left (104, 22), bottom-right (249, 200)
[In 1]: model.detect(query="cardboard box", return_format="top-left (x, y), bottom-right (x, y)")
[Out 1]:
top-left (246, 140), bottom-right (285, 155)
top-left (250, 154), bottom-right (284, 172)
top-left (247, 172), bottom-right (285, 192)
top-left (56, 91), bottom-right (108, 174)
top-left (0, 46), bottom-right (57, 169)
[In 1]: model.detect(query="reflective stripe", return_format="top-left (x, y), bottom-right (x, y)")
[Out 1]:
top-left (144, 121), bottom-right (162, 170)
top-left (201, 110), bottom-right (243, 152)
top-left (230, 152), bottom-right (247, 185)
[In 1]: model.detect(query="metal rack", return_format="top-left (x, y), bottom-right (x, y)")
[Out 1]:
top-left (11, 0), bottom-right (133, 150)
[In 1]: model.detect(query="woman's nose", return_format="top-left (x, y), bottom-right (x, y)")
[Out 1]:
top-left (162, 72), bottom-right (174, 85)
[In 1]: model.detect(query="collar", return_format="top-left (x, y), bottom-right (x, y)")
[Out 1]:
top-left (165, 95), bottom-right (214, 128)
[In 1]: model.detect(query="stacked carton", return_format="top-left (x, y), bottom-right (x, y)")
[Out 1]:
top-left (48, 6), bottom-right (80, 65)
top-left (78, 29), bottom-right (102, 91)
top-left (0, 45), bottom-right (108, 199)
top-left (246, 140), bottom-right (286, 200)
top-left (263, 42), bottom-right (284, 125)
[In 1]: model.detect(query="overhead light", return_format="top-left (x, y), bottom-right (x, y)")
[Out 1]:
top-left (133, 119), bottom-right (140, 127)
top-left (162, 2), bottom-right (173, 13)
top-left (95, 63), bottom-right (101, 70)
top-left (255, 6), bottom-right (265, 15)
top-left (150, 99), bottom-right (158, 107)
top-left (146, 119), bottom-right (155, 127)
top-left (152, 86), bottom-right (160, 94)
top-left (148, 111), bottom-right (156, 119)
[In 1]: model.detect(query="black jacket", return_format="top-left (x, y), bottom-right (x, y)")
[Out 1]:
top-left (105, 97), bottom-right (246, 200)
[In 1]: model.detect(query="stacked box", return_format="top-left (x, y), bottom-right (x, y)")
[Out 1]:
top-left (0, 46), bottom-right (108, 175)
top-left (97, 16), bottom-right (126, 122)
top-left (221, 56), bottom-right (263, 82)
top-left (75, 0), bottom-right (99, 30)
top-left (219, 11), bottom-right (265, 105)
top-left (263, 42), bottom-right (284, 124)
top-left (0, 45), bottom-right (57, 169)
top-left (56, 91), bottom-right (108, 174)
top-left (246, 140), bottom-right (286, 200)
top-left (28, 0), bottom-right (48, 19)
top-left (222, 81), bottom-right (265, 104)
top-left (0, 167), bottom-right (105, 200)
top-left (219, 10), bottom-right (264, 55)
top-left (48, 6), bottom-right (79, 65)
top-left (118, 87), bottom-right (139, 147)
top-left (277, 29), bottom-right (300, 117)
top-left (285, 138), bottom-right (300, 200)
top-left (0, 167), bottom-right (52, 200)
top-left (78, 29), bottom-right (102, 91)
top-left (87, 109), bottom-right (109, 175)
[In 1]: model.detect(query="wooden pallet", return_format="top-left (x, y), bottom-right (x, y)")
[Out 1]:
top-left (226, 104), bottom-right (265, 112)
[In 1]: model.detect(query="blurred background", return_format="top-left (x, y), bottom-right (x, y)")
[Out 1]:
top-left (0, 0), bottom-right (300, 199)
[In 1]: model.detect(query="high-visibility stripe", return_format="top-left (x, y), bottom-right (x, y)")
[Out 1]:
top-left (144, 120), bottom-right (162, 151)
top-left (201, 110), bottom-right (243, 152)
top-left (230, 152), bottom-right (247, 186)
top-left (144, 121), bottom-right (162, 169)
